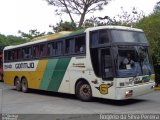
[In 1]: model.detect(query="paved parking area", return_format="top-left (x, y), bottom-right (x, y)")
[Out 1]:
top-left (0, 82), bottom-right (160, 119)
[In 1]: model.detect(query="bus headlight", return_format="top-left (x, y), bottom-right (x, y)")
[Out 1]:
top-left (151, 85), bottom-right (155, 89)
top-left (125, 90), bottom-right (133, 98)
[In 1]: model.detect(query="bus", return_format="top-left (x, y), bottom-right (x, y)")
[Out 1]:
top-left (3, 26), bottom-right (155, 101)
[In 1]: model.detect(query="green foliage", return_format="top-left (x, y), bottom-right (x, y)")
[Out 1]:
top-left (135, 12), bottom-right (160, 63)
top-left (84, 16), bottom-right (121, 27)
top-left (50, 20), bottom-right (77, 33)
top-left (18, 29), bottom-right (46, 40)
top-left (0, 34), bottom-right (28, 46)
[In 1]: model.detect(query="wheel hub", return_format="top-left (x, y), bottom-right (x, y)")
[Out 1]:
top-left (83, 88), bottom-right (88, 93)
top-left (80, 84), bottom-right (91, 97)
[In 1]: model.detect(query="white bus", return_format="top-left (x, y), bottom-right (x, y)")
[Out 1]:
top-left (3, 26), bottom-right (155, 101)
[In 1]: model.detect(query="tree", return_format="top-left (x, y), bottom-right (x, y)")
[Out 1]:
top-left (83, 16), bottom-right (119, 27)
top-left (154, 1), bottom-right (160, 13)
top-left (0, 34), bottom-right (27, 46)
top-left (83, 7), bottom-right (145, 27)
top-left (49, 20), bottom-right (77, 33)
top-left (116, 7), bottom-right (145, 27)
top-left (135, 12), bottom-right (160, 64)
top-left (18, 29), bottom-right (46, 40)
top-left (45, 0), bottom-right (111, 27)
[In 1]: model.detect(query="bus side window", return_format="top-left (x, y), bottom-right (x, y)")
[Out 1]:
top-left (13, 50), bottom-right (18, 60)
top-left (12, 51), bottom-right (15, 60)
top-left (65, 38), bottom-right (75, 54)
top-left (75, 36), bottom-right (85, 54)
top-left (47, 42), bottom-right (55, 56)
top-left (8, 51), bottom-right (12, 61)
top-left (17, 49), bottom-right (22, 60)
top-left (40, 44), bottom-right (47, 57)
top-left (65, 39), bottom-right (70, 54)
top-left (33, 45), bottom-right (39, 58)
top-left (4, 51), bottom-right (8, 61)
top-left (55, 41), bottom-right (63, 56)
top-left (23, 47), bottom-right (32, 59)
top-left (47, 43), bottom-right (51, 56)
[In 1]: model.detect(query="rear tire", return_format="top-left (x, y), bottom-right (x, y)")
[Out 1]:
top-left (15, 77), bottom-right (21, 91)
top-left (76, 81), bottom-right (92, 101)
top-left (21, 78), bottom-right (28, 93)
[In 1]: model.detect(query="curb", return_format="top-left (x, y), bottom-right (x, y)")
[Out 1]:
top-left (155, 87), bottom-right (160, 90)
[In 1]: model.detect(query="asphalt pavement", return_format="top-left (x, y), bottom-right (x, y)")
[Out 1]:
top-left (0, 82), bottom-right (160, 120)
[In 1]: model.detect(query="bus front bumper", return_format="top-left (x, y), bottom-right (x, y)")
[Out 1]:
top-left (115, 82), bottom-right (155, 100)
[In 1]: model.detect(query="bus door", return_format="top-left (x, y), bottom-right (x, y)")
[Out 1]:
top-left (99, 48), bottom-right (113, 80)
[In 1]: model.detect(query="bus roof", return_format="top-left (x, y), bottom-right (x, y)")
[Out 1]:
top-left (86, 25), bottom-right (143, 32)
top-left (4, 26), bottom-right (143, 50)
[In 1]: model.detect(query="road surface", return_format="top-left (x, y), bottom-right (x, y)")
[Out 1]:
top-left (0, 82), bottom-right (160, 120)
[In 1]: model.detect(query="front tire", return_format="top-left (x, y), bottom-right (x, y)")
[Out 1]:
top-left (21, 78), bottom-right (28, 93)
top-left (76, 81), bottom-right (92, 101)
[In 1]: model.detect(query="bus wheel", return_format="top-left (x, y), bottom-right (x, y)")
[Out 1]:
top-left (21, 78), bottom-right (28, 93)
top-left (76, 81), bottom-right (92, 101)
top-left (15, 78), bottom-right (21, 91)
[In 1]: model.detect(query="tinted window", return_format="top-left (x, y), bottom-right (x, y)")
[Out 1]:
top-left (99, 29), bottom-right (109, 44)
top-left (91, 31), bottom-right (98, 47)
top-left (101, 49), bottom-right (113, 79)
top-left (40, 44), bottom-right (47, 57)
top-left (47, 42), bottom-right (56, 56)
top-left (12, 49), bottom-right (18, 60)
top-left (23, 47), bottom-right (32, 59)
top-left (17, 49), bottom-right (22, 60)
top-left (75, 36), bottom-right (85, 54)
top-left (4, 51), bottom-right (8, 61)
top-left (65, 38), bottom-right (75, 54)
top-left (55, 41), bottom-right (63, 55)
top-left (111, 30), bottom-right (148, 43)
top-left (33, 45), bottom-right (39, 58)
top-left (90, 30), bottom-right (109, 48)
top-left (5, 51), bottom-right (12, 61)
top-left (8, 51), bottom-right (12, 60)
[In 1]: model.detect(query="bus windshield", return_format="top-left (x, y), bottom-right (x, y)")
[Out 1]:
top-left (116, 46), bottom-right (154, 78)
top-left (111, 30), bottom-right (148, 43)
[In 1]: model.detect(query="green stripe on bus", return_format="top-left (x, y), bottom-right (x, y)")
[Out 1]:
top-left (40, 59), bottom-right (58, 90)
top-left (47, 57), bottom-right (71, 92)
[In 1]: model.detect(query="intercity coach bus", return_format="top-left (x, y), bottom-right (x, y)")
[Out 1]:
top-left (3, 26), bottom-right (155, 101)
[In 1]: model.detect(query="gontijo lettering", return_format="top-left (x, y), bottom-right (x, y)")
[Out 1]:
top-left (15, 62), bottom-right (34, 69)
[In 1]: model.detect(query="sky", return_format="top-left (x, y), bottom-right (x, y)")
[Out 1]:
top-left (0, 0), bottom-right (159, 36)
